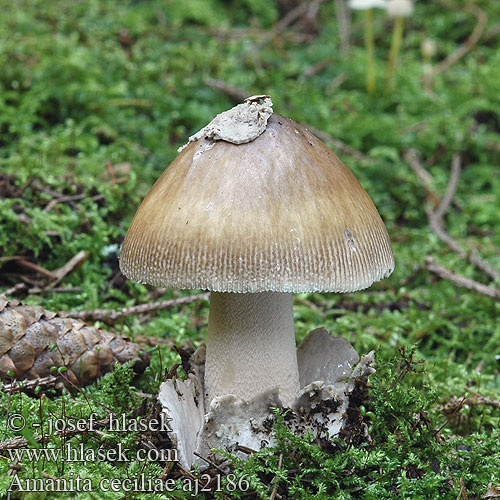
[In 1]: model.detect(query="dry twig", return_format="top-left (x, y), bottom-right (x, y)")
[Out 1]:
top-left (49, 250), bottom-right (89, 288)
top-left (404, 149), bottom-right (441, 208)
top-left (427, 155), bottom-right (500, 282)
top-left (203, 77), bottom-right (248, 102)
top-left (1, 375), bottom-right (60, 395)
top-left (60, 293), bottom-right (210, 322)
top-left (334, 0), bottom-right (351, 55)
top-left (2, 283), bottom-right (27, 296)
top-left (43, 193), bottom-right (105, 213)
top-left (300, 58), bottom-right (333, 80)
top-left (405, 150), bottom-right (500, 290)
top-left (301, 123), bottom-right (369, 162)
top-left (431, 4), bottom-right (488, 78)
top-left (16, 259), bottom-right (55, 279)
top-left (424, 257), bottom-right (500, 300)
top-left (438, 395), bottom-right (500, 414)
top-left (269, 453), bottom-right (284, 500)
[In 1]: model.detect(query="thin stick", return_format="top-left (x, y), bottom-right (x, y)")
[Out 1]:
top-left (429, 154), bottom-right (461, 222)
top-left (403, 149), bottom-right (441, 208)
top-left (49, 250), bottom-right (89, 287)
top-left (424, 257), bottom-right (500, 300)
top-left (409, 152), bottom-right (500, 283)
top-left (16, 259), bottom-right (55, 279)
top-left (300, 58), bottom-right (333, 80)
top-left (269, 453), bottom-right (284, 500)
top-left (428, 155), bottom-right (500, 282)
top-left (43, 193), bottom-right (105, 213)
top-left (300, 123), bottom-right (369, 162)
top-left (203, 77), bottom-right (248, 102)
top-left (431, 4), bottom-right (487, 78)
top-left (434, 396), bottom-right (467, 436)
top-left (235, 444), bottom-right (259, 455)
top-left (192, 451), bottom-right (227, 474)
top-left (0, 256), bottom-right (25, 262)
top-left (334, 0), bottom-right (351, 55)
top-left (438, 395), bottom-right (500, 413)
top-left (1, 375), bottom-right (60, 395)
top-left (60, 293), bottom-right (210, 322)
top-left (2, 283), bottom-right (27, 296)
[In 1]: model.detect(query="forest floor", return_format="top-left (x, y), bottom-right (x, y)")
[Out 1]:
top-left (0, 0), bottom-right (499, 498)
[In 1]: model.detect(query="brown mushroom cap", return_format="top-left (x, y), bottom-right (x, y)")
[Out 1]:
top-left (120, 113), bottom-right (394, 293)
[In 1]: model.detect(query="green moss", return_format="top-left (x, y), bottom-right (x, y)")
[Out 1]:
top-left (0, 0), bottom-right (499, 497)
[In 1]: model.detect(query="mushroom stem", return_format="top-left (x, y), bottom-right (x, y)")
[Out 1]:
top-left (205, 291), bottom-right (299, 407)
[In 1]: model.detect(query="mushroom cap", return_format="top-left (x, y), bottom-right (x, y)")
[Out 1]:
top-left (120, 113), bottom-right (394, 293)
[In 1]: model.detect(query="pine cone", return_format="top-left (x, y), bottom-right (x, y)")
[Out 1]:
top-left (0, 295), bottom-right (149, 389)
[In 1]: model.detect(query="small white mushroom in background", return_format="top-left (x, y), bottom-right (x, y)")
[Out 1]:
top-left (348, 0), bottom-right (387, 9)
top-left (421, 38), bottom-right (436, 61)
top-left (386, 0), bottom-right (414, 18)
top-left (421, 38), bottom-right (437, 91)
top-left (348, 0), bottom-right (388, 94)
top-left (385, 0), bottom-right (415, 92)
top-left (119, 96), bottom-right (394, 468)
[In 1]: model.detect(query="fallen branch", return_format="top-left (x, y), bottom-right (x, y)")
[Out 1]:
top-left (424, 257), bottom-right (500, 300)
top-left (60, 293), bottom-right (210, 322)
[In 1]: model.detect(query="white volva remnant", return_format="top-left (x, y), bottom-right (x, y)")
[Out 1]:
top-left (158, 329), bottom-right (376, 469)
top-left (177, 95), bottom-right (273, 152)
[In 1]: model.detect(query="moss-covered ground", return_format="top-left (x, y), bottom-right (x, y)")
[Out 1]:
top-left (0, 0), bottom-right (499, 498)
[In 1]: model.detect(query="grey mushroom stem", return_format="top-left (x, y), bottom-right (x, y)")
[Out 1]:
top-left (204, 291), bottom-right (300, 407)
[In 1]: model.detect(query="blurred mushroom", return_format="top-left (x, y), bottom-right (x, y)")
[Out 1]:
top-left (348, 0), bottom-right (387, 94)
top-left (385, 0), bottom-right (414, 92)
top-left (119, 96), bottom-right (394, 409)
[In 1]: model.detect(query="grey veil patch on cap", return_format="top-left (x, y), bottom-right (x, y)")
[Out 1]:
top-left (177, 95), bottom-right (273, 153)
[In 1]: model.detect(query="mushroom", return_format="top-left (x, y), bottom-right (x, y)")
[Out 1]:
top-left (119, 96), bottom-right (394, 409)
top-left (348, 0), bottom-right (388, 95)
